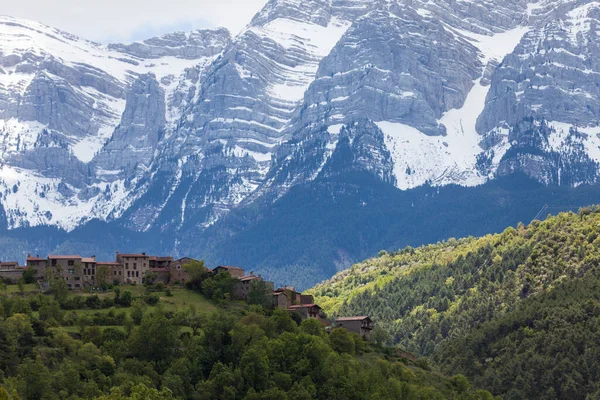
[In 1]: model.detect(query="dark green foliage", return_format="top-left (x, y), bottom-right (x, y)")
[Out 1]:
top-left (246, 279), bottom-right (273, 309)
top-left (312, 206), bottom-right (600, 399)
top-left (435, 270), bottom-right (600, 400)
top-left (22, 268), bottom-right (36, 284)
top-left (201, 273), bottom-right (237, 301)
top-left (0, 291), bottom-right (493, 399)
top-left (144, 294), bottom-right (160, 306)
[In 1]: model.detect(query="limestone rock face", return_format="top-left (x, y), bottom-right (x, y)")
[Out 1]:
top-left (1, 0), bottom-right (600, 237)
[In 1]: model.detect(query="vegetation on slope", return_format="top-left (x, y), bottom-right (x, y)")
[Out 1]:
top-left (0, 281), bottom-right (494, 399)
top-left (434, 269), bottom-right (600, 400)
top-left (310, 206), bottom-right (600, 399)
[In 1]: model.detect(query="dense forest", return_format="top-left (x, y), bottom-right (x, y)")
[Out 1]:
top-left (0, 279), bottom-right (494, 399)
top-left (310, 206), bottom-right (600, 399)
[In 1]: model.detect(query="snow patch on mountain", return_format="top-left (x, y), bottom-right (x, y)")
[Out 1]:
top-left (378, 25), bottom-right (530, 189)
top-left (548, 121), bottom-right (600, 162)
top-left (565, 2), bottom-right (600, 44)
top-left (257, 17), bottom-right (351, 103)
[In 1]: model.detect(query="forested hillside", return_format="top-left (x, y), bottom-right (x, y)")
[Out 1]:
top-left (0, 283), bottom-right (494, 399)
top-left (310, 206), bottom-right (600, 399)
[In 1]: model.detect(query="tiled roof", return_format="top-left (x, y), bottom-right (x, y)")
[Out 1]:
top-left (288, 304), bottom-right (321, 309)
top-left (0, 261), bottom-right (19, 266)
top-left (48, 255), bottom-right (82, 259)
top-left (240, 275), bottom-right (260, 281)
top-left (81, 257), bottom-right (96, 263)
top-left (118, 253), bottom-right (149, 258)
top-left (335, 316), bottom-right (371, 322)
top-left (216, 265), bottom-right (244, 271)
top-left (26, 257), bottom-right (45, 261)
top-left (97, 262), bottom-right (122, 266)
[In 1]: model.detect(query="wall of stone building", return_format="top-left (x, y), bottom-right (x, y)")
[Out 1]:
top-left (169, 260), bottom-right (191, 284)
top-left (153, 270), bottom-right (170, 284)
top-left (48, 259), bottom-right (85, 289)
top-left (335, 320), bottom-right (361, 335)
top-left (215, 267), bottom-right (245, 279)
top-left (102, 265), bottom-right (124, 284)
top-left (273, 294), bottom-right (288, 309)
top-left (335, 320), bottom-right (372, 340)
top-left (0, 269), bottom-right (25, 282)
top-left (121, 257), bottom-right (149, 285)
top-left (300, 294), bottom-right (314, 305)
top-left (26, 261), bottom-right (46, 279)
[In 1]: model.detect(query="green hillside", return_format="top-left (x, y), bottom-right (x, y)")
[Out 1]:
top-left (310, 206), bottom-right (600, 399)
top-left (0, 281), bottom-right (494, 399)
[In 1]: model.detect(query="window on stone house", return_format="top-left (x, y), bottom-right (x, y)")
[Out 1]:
top-left (127, 271), bottom-right (130, 277)
top-left (133, 263), bottom-right (137, 269)
top-left (125, 263), bottom-right (129, 269)
top-left (75, 277), bottom-right (80, 281)
top-left (52, 259), bottom-right (57, 266)
top-left (136, 271), bottom-right (139, 277)
top-left (68, 269), bottom-right (74, 275)
top-left (68, 260), bottom-right (74, 266)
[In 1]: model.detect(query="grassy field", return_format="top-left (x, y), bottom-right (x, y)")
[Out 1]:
top-left (73, 286), bottom-right (217, 315)
top-left (5, 283), bottom-right (39, 293)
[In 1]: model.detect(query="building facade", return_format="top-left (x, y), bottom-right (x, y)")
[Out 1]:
top-left (334, 316), bottom-right (374, 341)
top-left (116, 253), bottom-right (150, 285)
top-left (0, 261), bottom-right (24, 282)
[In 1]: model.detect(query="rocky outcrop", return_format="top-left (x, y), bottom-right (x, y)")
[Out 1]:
top-left (93, 73), bottom-right (166, 180)
top-left (108, 28), bottom-right (231, 60)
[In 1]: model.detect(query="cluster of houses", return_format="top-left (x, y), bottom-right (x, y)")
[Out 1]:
top-left (0, 252), bottom-right (374, 340)
top-left (214, 265), bottom-right (374, 340)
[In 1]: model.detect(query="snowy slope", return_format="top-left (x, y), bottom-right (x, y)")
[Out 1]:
top-left (0, 15), bottom-right (230, 230)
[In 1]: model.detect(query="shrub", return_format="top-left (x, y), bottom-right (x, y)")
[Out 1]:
top-left (144, 294), bottom-right (160, 306)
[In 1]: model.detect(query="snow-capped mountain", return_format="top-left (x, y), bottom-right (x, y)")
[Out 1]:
top-left (0, 15), bottom-right (230, 229)
top-left (2, 0), bottom-right (600, 286)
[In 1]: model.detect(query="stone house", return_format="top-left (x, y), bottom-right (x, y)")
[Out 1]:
top-left (169, 257), bottom-right (196, 284)
top-left (149, 256), bottom-right (173, 269)
top-left (26, 255), bottom-right (46, 278)
top-left (97, 262), bottom-right (123, 284)
top-left (47, 255), bottom-right (85, 290)
top-left (81, 257), bottom-right (97, 286)
top-left (0, 261), bottom-right (24, 282)
top-left (213, 265), bottom-right (245, 279)
top-left (235, 275), bottom-right (260, 300)
top-left (22, 251), bottom-right (200, 289)
top-left (273, 291), bottom-right (288, 309)
top-left (233, 275), bottom-right (275, 301)
top-left (334, 316), bottom-right (374, 341)
top-left (288, 304), bottom-right (323, 319)
top-left (116, 252), bottom-right (150, 285)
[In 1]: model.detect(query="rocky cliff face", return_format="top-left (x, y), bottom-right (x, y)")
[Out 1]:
top-left (2, 1), bottom-right (600, 283)
top-left (0, 15), bottom-right (231, 229)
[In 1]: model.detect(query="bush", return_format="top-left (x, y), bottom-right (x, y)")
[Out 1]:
top-left (22, 268), bottom-right (36, 284)
top-left (85, 295), bottom-right (102, 309)
top-left (144, 294), bottom-right (160, 306)
top-left (165, 288), bottom-right (173, 297)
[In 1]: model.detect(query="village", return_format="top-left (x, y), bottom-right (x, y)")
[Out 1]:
top-left (0, 252), bottom-right (374, 340)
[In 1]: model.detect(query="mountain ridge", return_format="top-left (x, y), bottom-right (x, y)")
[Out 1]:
top-left (2, 0), bottom-right (600, 287)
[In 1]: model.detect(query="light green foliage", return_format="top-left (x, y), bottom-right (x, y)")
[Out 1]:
top-left (0, 297), bottom-right (490, 399)
top-left (311, 206), bottom-right (600, 399)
